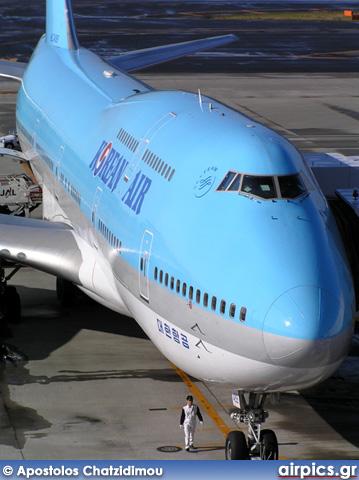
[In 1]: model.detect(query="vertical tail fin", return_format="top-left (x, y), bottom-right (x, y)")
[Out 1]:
top-left (46, 0), bottom-right (79, 50)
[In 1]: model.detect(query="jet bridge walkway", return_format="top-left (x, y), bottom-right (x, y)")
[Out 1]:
top-left (305, 153), bottom-right (359, 312)
top-left (328, 195), bottom-right (359, 311)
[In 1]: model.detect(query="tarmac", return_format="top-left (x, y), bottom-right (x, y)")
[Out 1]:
top-left (0, 74), bottom-right (358, 460)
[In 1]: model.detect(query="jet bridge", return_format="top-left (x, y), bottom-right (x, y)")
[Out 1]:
top-left (304, 152), bottom-right (359, 197)
top-left (306, 153), bottom-right (359, 311)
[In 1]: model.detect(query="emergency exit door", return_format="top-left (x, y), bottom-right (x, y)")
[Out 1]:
top-left (139, 230), bottom-right (153, 302)
top-left (91, 186), bottom-right (102, 224)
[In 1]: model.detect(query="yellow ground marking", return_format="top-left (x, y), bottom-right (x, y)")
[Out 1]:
top-left (170, 362), bottom-right (244, 437)
top-left (171, 363), bottom-right (287, 459)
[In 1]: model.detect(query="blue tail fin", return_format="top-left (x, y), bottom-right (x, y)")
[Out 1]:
top-left (46, 0), bottom-right (79, 50)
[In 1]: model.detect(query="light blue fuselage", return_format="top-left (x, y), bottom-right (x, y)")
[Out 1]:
top-left (16, 35), bottom-right (355, 391)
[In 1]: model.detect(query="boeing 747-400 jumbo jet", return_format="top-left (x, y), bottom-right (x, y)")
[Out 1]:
top-left (0, 0), bottom-right (355, 460)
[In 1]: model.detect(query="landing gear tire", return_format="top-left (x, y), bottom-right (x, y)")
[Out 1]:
top-left (2, 285), bottom-right (21, 324)
top-left (225, 431), bottom-right (248, 460)
top-left (260, 429), bottom-right (278, 460)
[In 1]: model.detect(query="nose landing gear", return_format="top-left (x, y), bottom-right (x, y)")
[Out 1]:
top-left (225, 391), bottom-right (278, 460)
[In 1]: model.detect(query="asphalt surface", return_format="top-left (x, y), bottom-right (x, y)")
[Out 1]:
top-left (0, 72), bottom-right (358, 459)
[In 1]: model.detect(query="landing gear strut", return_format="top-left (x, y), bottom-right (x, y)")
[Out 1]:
top-left (0, 263), bottom-right (22, 325)
top-left (225, 391), bottom-right (278, 460)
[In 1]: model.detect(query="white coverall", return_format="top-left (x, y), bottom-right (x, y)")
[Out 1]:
top-left (180, 404), bottom-right (203, 448)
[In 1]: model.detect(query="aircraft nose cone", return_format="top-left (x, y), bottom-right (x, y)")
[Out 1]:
top-left (263, 286), bottom-right (344, 367)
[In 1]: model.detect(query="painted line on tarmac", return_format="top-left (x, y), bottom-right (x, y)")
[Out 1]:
top-left (171, 363), bottom-right (287, 460)
top-left (170, 362), bottom-right (241, 437)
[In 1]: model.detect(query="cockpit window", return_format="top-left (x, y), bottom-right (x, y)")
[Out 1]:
top-left (216, 170), bottom-right (308, 201)
top-left (241, 175), bottom-right (277, 200)
top-left (228, 173), bottom-right (241, 191)
top-left (278, 174), bottom-right (307, 199)
top-left (217, 171), bottom-right (236, 191)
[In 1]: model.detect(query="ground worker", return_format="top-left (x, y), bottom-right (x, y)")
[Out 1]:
top-left (179, 395), bottom-right (203, 451)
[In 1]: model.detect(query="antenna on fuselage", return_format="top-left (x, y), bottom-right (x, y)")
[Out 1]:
top-left (198, 89), bottom-right (203, 111)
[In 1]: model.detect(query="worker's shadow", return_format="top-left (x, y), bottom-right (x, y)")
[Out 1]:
top-left (189, 446), bottom-right (225, 453)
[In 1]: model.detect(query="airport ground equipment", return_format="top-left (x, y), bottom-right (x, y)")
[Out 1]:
top-left (0, 144), bottom-right (42, 216)
top-left (0, 132), bottom-right (20, 150)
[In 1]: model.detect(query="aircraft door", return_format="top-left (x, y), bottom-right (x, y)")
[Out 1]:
top-left (91, 186), bottom-right (102, 225)
top-left (32, 118), bottom-right (40, 148)
top-left (55, 145), bottom-right (64, 178)
top-left (55, 145), bottom-right (65, 200)
top-left (139, 230), bottom-right (154, 302)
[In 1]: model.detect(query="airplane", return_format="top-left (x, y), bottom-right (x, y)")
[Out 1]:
top-left (0, 0), bottom-right (355, 460)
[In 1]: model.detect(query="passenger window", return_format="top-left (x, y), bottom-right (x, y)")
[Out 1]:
top-left (165, 273), bottom-right (169, 287)
top-left (216, 171), bottom-right (236, 191)
top-left (170, 276), bottom-right (174, 290)
top-left (182, 283), bottom-right (187, 297)
top-left (159, 270), bottom-right (163, 284)
top-left (176, 279), bottom-right (181, 294)
top-left (229, 303), bottom-right (236, 318)
top-left (203, 293), bottom-right (208, 308)
top-left (196, 289), bottom-right (201, 304)
top-left (241, 175), bottom-right (277, 199)
top-left (220, 300), bottom-right (226, 315)
top-left (211, 296), bottom-right (217, 311)
top-left (278, 173), bottom-right (307, 199)
top-left (240, 306), bottom-right (247, 322)
top-left (189, 286), bottom-right (193, 301)
top-left (154, 267), bottom-right (158, 281)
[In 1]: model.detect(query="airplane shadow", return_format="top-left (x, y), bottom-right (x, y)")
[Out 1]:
top-left (3, 285), bottom-right (148, 359)
top-left (300, 323), bottom-right (359, 450)
top-left (1, 285), bottom-right (358, 454)
top-left (301, 382), bottom-right (359, 450)
top-left (0, 286), bottom-right (186, 384)
top-left (1, 284), bottom-right (183, 384)
top-left (0, 284), bottom-right (181, 451)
